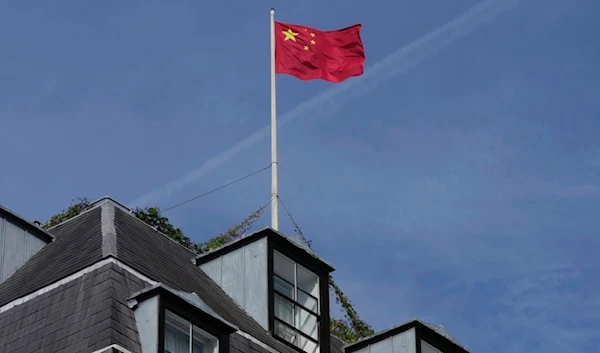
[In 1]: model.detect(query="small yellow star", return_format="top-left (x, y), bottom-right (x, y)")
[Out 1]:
top-left (282, 29), bottom-right (299, 41)
top-left (310, 39), bottom-right (316, 45)
top-left (304, 45), bottom-right (309, 51)
top-left (310, 33), bottom-right (315, 37)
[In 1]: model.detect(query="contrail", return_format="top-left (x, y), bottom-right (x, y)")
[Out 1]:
top-left (130, 0), bottom-right (522, 207)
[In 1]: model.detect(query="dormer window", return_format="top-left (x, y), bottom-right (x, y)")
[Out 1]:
top-left (128, 284), bottom-right (237, 353)
top-left (194, 228), bottom-right (334, 353)
top-left (273, 250), bottom-right (320, 353)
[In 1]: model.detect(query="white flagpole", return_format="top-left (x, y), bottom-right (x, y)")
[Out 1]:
top-left (270, 8), bottom-right (279, 231)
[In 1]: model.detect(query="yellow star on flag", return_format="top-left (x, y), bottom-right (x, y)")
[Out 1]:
top-left (310, 39), bottom-right (316, 45)
top-left (304, 45), bottom-right (309, 51)
top-left (282, 29), bottom-right (299, 41)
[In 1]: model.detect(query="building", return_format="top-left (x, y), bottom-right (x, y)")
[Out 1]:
top-left (0, 197), bottom-right (470, 353)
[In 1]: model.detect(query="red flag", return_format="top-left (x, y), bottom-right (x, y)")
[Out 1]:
top-left (274, 21), bottom-right (365, 83)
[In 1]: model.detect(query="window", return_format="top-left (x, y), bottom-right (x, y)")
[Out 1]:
top-left (165, 310), bottom-right (218, 353)
top-left (273, 251), bottom-right (320, 353)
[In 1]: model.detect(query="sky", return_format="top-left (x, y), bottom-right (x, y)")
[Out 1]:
top-left (1, 0), bottom-right (599, 352)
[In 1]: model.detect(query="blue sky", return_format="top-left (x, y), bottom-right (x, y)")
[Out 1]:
top-left (1, 0), bottom-right (599, 352)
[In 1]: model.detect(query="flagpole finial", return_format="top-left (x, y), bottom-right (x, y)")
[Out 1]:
top-left (270, 8), bottom-right (275, 15)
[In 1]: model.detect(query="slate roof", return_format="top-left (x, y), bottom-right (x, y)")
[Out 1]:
top-left (0, 262), bottom-right (147, 353)
top-left (0, 198), bottom-right (318, 353)
top-left (111, 204), bottom-right (299, 353)
top-left (0, 258), bottom-right (279, 353)
top-left (329, 335), bottom-right (345, 353)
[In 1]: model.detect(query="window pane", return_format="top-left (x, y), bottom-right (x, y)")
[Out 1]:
top-left (275, 319), bottom-right (299, 344)
top-left (274, 251), bottom-right (295, 284)
top-left (274, 293), bottom-right (295, 326)
top-left (165, 313), bottom-right (191, 353)
top-left (294, 305), bottom-right (319, 340)
top-left (297, 289), bottom-right (318, 314)
top-left (274, 275), bottom-right (295, 300)
top-left (298, 335), bottom-right (318, 353)
top-left (193, 342), bottom-right (204, 353)
top-left (192, 326), bottom-right (206, 353)
top-left (296, 264), bottom-right (319, 298)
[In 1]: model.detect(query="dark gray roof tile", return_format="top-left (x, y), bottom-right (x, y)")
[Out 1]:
top-left (330, 335), bottom-right (345, 353)
top-left (230, 333), bottom-right (273, 353)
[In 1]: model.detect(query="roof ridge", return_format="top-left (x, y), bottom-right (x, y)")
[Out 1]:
top-left (101, 202), bottom-right (118, 258)
top-left (45, 197), bottom-right (128, 232)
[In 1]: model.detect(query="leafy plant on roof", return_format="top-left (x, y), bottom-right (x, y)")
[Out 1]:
top-left (45, 197), bottom-right (373, 343)
top-left (42, 197), bottom-right (93, 229)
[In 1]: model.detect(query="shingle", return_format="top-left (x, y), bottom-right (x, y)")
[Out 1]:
top-left (24, 338), bottom-right (43, 352)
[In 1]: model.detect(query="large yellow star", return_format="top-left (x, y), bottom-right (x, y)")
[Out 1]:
top-left (282, 29), bottom-right (299, 42)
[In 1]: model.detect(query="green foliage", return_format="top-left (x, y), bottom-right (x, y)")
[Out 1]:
top-left (329, 276), bottom-right (375, 342)
top-left (330, 319), bottom-right (361, 343)
top-left (44, 197), bottom-right (373, 343)
top-left (132, 206), bottom-right (193, 249)
top-left (196, 206), bottom-right (265, 253)
top-left (42, 197), bottom-right (93, 229)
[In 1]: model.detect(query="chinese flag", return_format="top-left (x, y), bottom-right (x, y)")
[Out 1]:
top-left (274, 21), bottom-right (365, 83)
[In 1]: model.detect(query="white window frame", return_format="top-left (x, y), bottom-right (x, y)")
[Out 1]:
top-left (272, 251), bottom-right (321, 353)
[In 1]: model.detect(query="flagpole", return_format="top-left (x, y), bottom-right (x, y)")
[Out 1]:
top-left (270, 8), bottom-right (279, 231)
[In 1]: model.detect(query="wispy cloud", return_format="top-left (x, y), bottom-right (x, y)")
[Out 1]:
top-left (130, 0), bottom-right (524, 207)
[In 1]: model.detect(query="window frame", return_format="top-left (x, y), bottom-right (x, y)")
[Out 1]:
top-left (273, 272), bottom-right (320, 315)
top-left (268, 244), bottom-right (330, 353)
top-left (164, 309), bottom-right (217, 353)
top-left (272, 251), bottom-right (321, 346)
top-left (273, 283), bottom-right (321, 344)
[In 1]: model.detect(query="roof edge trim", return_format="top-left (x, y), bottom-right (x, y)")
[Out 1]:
top-left (0, 256), bottom-right (158, 314)
top-left (344, 319), bottom-right (470, 353)
top-left (90, 344), bottom-right (136, 353)
top-left (0, 205), bottom-right (54, 242)
top-left (194, 227), bottom-right (335, 273)
top-left (128, 283), bottom-right (239, 332)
